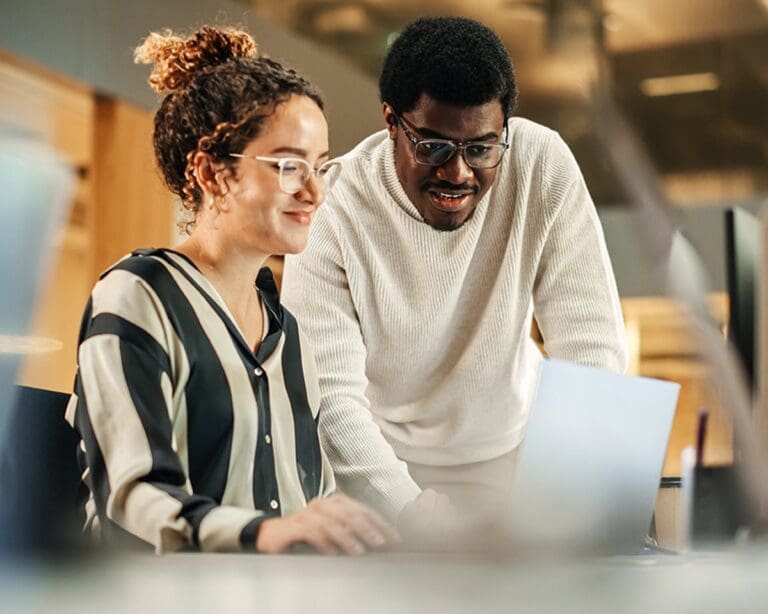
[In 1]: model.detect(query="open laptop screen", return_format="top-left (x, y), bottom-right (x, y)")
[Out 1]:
top-left (508, 359), bottom-right (679, 555)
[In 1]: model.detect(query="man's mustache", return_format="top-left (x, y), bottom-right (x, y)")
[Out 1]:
top-left (422, 182), bottom-right (478, 193)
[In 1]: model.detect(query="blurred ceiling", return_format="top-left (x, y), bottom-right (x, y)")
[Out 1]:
top-left (245, 0), bottom-right (768, 205)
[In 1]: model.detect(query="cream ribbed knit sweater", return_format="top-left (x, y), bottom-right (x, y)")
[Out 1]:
top-left (282, 118), bottom-right (627, 517)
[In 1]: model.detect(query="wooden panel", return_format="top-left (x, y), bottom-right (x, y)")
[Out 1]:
top-left (623, 294), bottom-right (728, 358)
top-left (3, 57), bottom-right (173, 392)
top-left (656, 371), bottom-right (733, 476)
top-left (0, 50), bottom-right (92, 167)
top-left (16, 231), bottom-right (93, 392)
top-left (91, 96), bottom-right (174, 279)
top-left (0, 53), bottom-right (94, 392)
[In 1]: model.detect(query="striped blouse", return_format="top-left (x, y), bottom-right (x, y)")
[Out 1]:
top-left (65, 248), bottom-right (335, 553)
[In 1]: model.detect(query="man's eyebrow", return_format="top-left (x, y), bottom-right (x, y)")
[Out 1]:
top-left (412, 126), bottom-right (499, 142)
top-left (270, 146), bottom-right (331, 158)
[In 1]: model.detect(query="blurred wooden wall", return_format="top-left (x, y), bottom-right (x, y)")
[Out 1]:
top-left (1, 52), bottom-right (173, 392)
top-left (91, 96), bottom-right (174, 279)
top-left (622, 295), bottom-right (733, 476)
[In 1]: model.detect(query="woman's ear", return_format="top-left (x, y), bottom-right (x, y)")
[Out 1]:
top-left (191, 151), bottom-right (223, 201)
top-left (213, 167), bottom-right (234, 200)
top-left (192, 152), bottom-right (235, 199)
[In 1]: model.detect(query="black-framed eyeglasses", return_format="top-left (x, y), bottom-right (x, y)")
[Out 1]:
top-left (394, 113), bottom-right (509, 169)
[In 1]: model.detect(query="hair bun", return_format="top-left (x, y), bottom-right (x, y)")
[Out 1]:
top-left (134, 26), bottom-right (258, 93)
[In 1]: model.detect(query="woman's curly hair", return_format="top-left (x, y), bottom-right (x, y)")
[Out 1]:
top-left (134, 25), bottom-right (324, 232)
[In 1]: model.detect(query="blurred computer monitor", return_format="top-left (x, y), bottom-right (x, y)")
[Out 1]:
top-left (725, 207), bottom-right (761, 394)
top-left (694, 206), bottom-right (763, 543)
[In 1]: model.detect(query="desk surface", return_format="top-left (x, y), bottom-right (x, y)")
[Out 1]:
top-left (3, 548), bottom-right (768, 614)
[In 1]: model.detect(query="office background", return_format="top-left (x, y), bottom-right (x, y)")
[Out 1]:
top-left (2, 0), bottom-right (767, 477)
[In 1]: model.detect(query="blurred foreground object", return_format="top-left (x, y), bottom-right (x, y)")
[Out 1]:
top-left (0, 138), bottom-right (73, 553)
top-left (0, 386), bottom-right (85, 554)
top-left (592, 84), bottom-right (768, 540)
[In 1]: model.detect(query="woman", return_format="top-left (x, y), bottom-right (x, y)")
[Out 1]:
top-left (65, 25), bottom-right (398, 554)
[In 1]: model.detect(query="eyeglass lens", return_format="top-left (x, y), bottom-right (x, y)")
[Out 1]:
top-left (414, 141), bottom-right (504, 168)
top-left (279, 160), bottom-right (341, 194)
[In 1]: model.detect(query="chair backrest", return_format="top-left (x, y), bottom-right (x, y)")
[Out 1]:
top-left (0, 385), bottom-right (86, 554)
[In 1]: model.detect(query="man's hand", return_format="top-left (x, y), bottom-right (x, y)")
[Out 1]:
top-left (399, 489), bottom-right (515, 554)
top-left (256, 493), bottom-right (401, 555)
top-left (397, 489), bottom-right (458, 549)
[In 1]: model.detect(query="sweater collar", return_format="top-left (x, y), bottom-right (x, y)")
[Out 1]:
top-left (380, 137), bottom-right (424, 222)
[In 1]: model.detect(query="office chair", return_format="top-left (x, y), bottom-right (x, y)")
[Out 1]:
top-left (0, 385), bottom-right (86, 554)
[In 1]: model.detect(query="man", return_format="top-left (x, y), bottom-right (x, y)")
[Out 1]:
top-left (282, 17), bottom-right (627, 522)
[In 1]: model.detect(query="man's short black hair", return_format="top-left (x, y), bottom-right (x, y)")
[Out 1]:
top-left (379, 16), bottom-right (517, 118)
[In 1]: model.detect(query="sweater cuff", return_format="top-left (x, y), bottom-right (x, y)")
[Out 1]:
top-left (361, 475), bottom-right (422, 522)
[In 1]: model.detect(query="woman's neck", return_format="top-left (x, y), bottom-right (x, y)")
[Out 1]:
top-left (178, 225), bottom-right (267, 285)
top-left (175, 229), bottom-right (268, 350)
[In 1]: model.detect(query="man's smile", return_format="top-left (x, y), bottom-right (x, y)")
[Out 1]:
top-left (425, 183), bottom-right (477, 213)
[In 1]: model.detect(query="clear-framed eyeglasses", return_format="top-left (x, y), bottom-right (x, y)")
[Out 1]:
top-left (229, 154), bottom-right (342, 195)
top-left (395, 113), bottom-right (509, 169)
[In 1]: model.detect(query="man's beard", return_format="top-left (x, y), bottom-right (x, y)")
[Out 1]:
top-left (426, 203), bottom-right (477, 232)
top-left (428, 218), bottom-right (467, 232)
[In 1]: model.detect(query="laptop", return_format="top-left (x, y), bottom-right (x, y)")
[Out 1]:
top-left (506, 359), bottom-right (680, 555)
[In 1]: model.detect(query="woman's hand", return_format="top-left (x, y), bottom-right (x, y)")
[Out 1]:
top-left (256, 493), bottom-right (400, 555)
